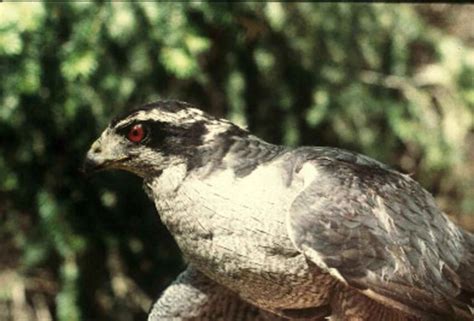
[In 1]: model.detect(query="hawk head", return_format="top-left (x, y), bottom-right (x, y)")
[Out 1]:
top-left (83, 100), bottom-right (247, 177)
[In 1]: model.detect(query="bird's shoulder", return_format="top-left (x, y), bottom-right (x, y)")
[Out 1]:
top-left (288, 146), bottom-right (394, 176)
top-left (279, 146), bottom-right (405, 191)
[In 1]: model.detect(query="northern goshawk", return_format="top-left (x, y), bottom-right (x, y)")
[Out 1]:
top-left (84, 100), bottom-right (474, 321)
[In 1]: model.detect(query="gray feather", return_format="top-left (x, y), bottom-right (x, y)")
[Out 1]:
top-left (287, 151), bottom-right (473, 319)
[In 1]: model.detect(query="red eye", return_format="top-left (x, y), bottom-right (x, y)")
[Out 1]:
top-left (127, 124), bottom-right (145, 143)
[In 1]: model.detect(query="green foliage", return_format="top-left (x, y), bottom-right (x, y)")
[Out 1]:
top-left (0, 3), bottom-right (472, 321)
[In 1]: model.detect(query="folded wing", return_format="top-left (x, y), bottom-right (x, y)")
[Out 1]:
top-left (287, 156), bottom-right (473, 320)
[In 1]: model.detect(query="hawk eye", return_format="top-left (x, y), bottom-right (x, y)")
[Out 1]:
top-left (127, 124), bottom-right (146, 143)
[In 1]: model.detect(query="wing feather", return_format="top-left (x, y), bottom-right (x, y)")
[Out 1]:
top-left (287, 155), bottom-right (473, 320)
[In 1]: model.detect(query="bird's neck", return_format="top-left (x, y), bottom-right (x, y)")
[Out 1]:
top-left (190, 131), bottom-right (287, 179)
top-left (144, 162), bottom-right (188, 199)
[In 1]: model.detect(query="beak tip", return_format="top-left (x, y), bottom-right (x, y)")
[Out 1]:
top-left (81, 156), bottom-right (100, 176)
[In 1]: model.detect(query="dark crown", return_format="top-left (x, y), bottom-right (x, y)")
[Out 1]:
top-left (110, 100), bottom-right (199, 128)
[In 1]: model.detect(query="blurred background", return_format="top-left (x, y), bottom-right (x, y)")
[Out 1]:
top-left (0, 3), bottom-right (473, 321)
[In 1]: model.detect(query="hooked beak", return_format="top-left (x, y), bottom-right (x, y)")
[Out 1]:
top-left (81, 155), bottom-right (131, 175)
top-left (82, 140), bottom-right (108, 175)
top-left (82, 155), bottom-right (105, 175)
top-left (82, 137), bottom-right (133, 175)
top-left (82, 139), bottom-right (130, 175)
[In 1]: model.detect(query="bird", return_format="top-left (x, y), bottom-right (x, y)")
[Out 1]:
top-left (83, 100), bottom-right (474, 321)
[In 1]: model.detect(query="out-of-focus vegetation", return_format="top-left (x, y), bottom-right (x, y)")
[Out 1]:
top-left (0, 3), bottom-right (472, 321)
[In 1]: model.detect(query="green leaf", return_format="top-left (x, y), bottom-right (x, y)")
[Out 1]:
top-left (160, 47), bottom-right (198, 79)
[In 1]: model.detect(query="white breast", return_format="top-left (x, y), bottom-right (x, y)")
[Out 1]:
top-left (154, 159), bottom-right (298, 246)
top-left (147, 159), bottom-right (332, 310)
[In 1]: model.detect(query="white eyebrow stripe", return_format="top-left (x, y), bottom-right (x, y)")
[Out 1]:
top-left (113, 111), bottom-right (162, 129)
top-left (113, 118), bottom-right (135, 129)
top-left (113, 108), bottom-right (209, 129)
